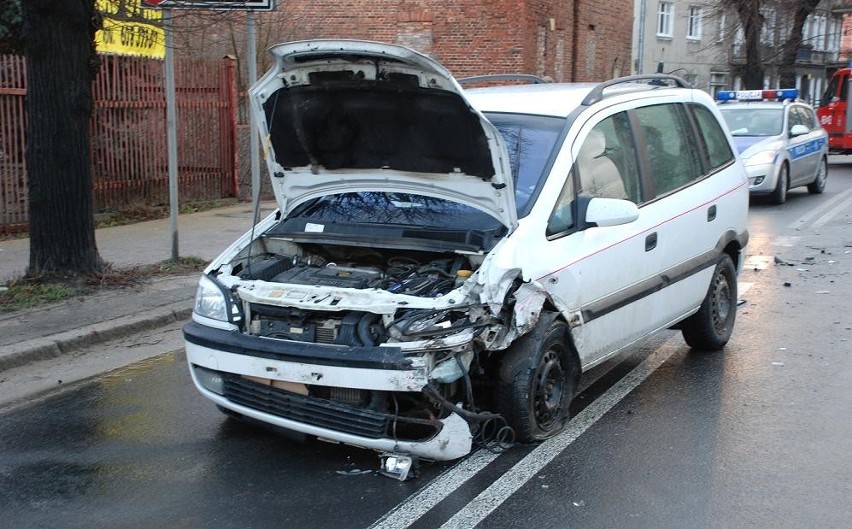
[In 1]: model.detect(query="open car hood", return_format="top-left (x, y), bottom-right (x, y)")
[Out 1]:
top-left (249, 40), bottom-right (517, 229)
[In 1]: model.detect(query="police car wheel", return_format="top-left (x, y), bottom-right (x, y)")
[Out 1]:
top-left (770, 163), bottom-right (788, 205)
top-left (807, 157), bottom-right (827, 194)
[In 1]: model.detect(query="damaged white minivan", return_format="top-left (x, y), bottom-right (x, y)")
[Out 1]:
top-left (184, 40), bottom-right (749, 465)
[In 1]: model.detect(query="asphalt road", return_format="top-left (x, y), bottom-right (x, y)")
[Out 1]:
top-left (1, 163), bottom-right (850, 529)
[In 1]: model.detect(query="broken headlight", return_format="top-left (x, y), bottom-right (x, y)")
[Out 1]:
top-left (193, 274), bottom-right (243, 325)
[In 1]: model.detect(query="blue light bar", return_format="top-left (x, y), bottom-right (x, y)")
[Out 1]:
top-left (716, 89), bottom-right (798, 102)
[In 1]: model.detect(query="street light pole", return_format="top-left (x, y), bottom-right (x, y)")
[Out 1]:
top-left (164, 8), bottom-right (180, 261)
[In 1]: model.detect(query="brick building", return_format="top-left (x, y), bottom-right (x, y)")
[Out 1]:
top-left (167, 0), bottom-right (632, 198)
top-left (201, 0), bottom-right (633, 83)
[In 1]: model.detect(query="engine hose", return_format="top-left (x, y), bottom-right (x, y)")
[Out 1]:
top-left (423, 384), bottom-right (502, 424)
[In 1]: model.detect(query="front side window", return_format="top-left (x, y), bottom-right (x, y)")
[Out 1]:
top-left (691, 104), bottom-right (735, 171)
top-left (687, 6), bottom-right (703, 39)
top-left (547, 112), bottom-right (641, 237)
top-left (657, 1), bottom-right (674, 38)
top-left (636, 104), bottom-right (703, 196)
top-left (788, 107), bottom-right (805, 130)
top-left (796, 106), bottom-right (817, 129)
top-left (576, 113), bottom-right (641, 202)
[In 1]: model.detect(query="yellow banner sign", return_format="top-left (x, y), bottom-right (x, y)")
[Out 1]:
top-left (95, 0), bottom-right (165, 59)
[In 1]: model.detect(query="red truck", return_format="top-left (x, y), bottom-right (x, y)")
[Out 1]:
top-left (817, 67), bottom-right (852, 153)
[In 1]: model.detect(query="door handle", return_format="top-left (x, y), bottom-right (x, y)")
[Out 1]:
top-left (707, 205), bottom-right (717, 222)
top-left (645, 232), bottom-right (657, 252)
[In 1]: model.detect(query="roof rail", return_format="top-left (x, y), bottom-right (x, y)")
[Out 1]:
top-left (457, 74), bottom-right (551, 86)
top-left (581, 74), bottom-right (691, 106)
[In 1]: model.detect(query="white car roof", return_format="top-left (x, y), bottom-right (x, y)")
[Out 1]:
top-left (464, 83), bottom-right (599, 117)
top-left (465, 80), bottom-right (703, 117)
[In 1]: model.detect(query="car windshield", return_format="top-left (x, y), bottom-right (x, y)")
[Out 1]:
top-left (272, 192), bottom-right (506, 250)
top-left (268, 113), bottom-right (563, 249)
top-left (720, 107), bottom-right (784, 137)
top-left (484, 112), bottom-right (565, 215)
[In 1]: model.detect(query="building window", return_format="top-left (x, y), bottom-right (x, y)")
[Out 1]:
top-left (687, 6), bottom-right (702, 40)
top-left (815, 15), bottom-right (826, 51)
top-left (760, 8), bottom-right (775, 46)
top-left (657, 2), bottom-right (674, 38)
top-left (717, 12), bottom-right (727, 43)
top-left (710, 72), bottom-right (728, 97)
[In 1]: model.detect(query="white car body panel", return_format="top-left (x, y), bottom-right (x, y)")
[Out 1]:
top-left (185, 51), bottom-right (750, 464)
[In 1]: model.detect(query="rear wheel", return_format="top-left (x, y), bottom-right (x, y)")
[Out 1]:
top-left (498, 313), bottom-right (578, 442)
top-left (807, 157), bottom-right (827, 194)
top-left (681, 253), bottom-right (737, 351)
top-left (769, 163), bottom-right (788, 205)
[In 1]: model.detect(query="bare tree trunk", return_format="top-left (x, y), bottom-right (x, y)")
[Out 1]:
top-left (735, 1), bottom-right (765, 89)
top-left (778, 0), bottom-right (821, 88)
top-left (22, 0), bottom-right (103, 277)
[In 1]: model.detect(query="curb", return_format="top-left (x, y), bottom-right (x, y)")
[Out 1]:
top-left (0, 301), bottom-right (193, 373)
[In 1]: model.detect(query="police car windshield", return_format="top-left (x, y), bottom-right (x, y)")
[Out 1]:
top-left (719, 107), bottom-right (783, 137)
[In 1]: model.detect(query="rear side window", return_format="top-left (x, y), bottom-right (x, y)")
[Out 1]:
top-left (691, 104), bottom-right (735, 171)
top-left (635, 104), bottom-right (704, 196)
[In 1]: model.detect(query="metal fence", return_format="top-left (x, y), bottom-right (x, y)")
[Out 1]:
top-left (0, 54), bottom-right (238, 233)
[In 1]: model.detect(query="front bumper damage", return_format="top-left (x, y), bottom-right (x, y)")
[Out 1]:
top-left (184, 321), bottom-right (474, 460)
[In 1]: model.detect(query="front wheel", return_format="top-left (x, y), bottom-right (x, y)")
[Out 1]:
top-left (681, 253), bottom-right (737, 351)
top-left (807, 157), bottom-right (827, 194)
top-left (769, 163), bottom-right (788, 205)
top-left (498, 313), bottom-right (578, 442)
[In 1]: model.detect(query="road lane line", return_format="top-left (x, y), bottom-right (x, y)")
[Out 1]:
top-left (811, 192), bottom-right (852, 230)
top-left (787, 186), bottom-right (852, 230)
top-left (370, 336), bottom-right (679, 529)
top-left (438, 338), bottom-right (681, 529)
top-left (370, 449), bottom-right (500, 529)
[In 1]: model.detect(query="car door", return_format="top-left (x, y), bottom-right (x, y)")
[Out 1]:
top-left (632, 101), bottom-right (735, 327)
top-left (787, 105), bottom-right (821, 185)
top-left (525, 109), bottom-right (665, 368)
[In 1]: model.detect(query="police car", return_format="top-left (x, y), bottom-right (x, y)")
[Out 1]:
top-left (717, 89), bottom-right (828, 204)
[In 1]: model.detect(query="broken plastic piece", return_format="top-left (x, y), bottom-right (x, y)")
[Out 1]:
top-left (379, 453), bottom-right (418, 481)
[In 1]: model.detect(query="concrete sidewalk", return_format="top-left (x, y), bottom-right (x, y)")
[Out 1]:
top-left (0, 201), bottom-right (276, 372)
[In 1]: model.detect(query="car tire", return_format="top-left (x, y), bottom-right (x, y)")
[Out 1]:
top-left (769, 163), bottom-right (788, 205)
top-left (498, 313), bottom-right (577, 442)
top-left (807, 157), bottom-right (827, 194)
top-left (681, 253), bottom-right (737, 351)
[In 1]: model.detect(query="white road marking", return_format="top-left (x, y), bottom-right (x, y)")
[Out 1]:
top-left (370, 450), bottom-right (500, 529)
top-left (739, 282), bottom-right (753, 298)
top-left (787, 186), bottom-right (852, 231)
top-left (771, 236), bottom-right (801, 247)
top-left (811, 193), bottom-right (852, 230)
top-left (370, 364), bottom-right (613, 529)
top-left (438, 339), bottom-right (681, 528)
top-left (371, 336), bottom-right (682, 529)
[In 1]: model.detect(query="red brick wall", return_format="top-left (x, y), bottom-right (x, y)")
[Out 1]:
top-left (573, 1), bottom-right (634, 82)
top-left (276, 0), bottom-right (631, 82)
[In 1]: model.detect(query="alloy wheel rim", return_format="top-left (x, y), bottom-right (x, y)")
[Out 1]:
top-left (712, 272), bottom-right (732, 332)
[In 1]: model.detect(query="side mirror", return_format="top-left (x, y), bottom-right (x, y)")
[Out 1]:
top-left (584, 197), bottom-right (639, 227)
top-left (789, 124), bottom-right (809, 137)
